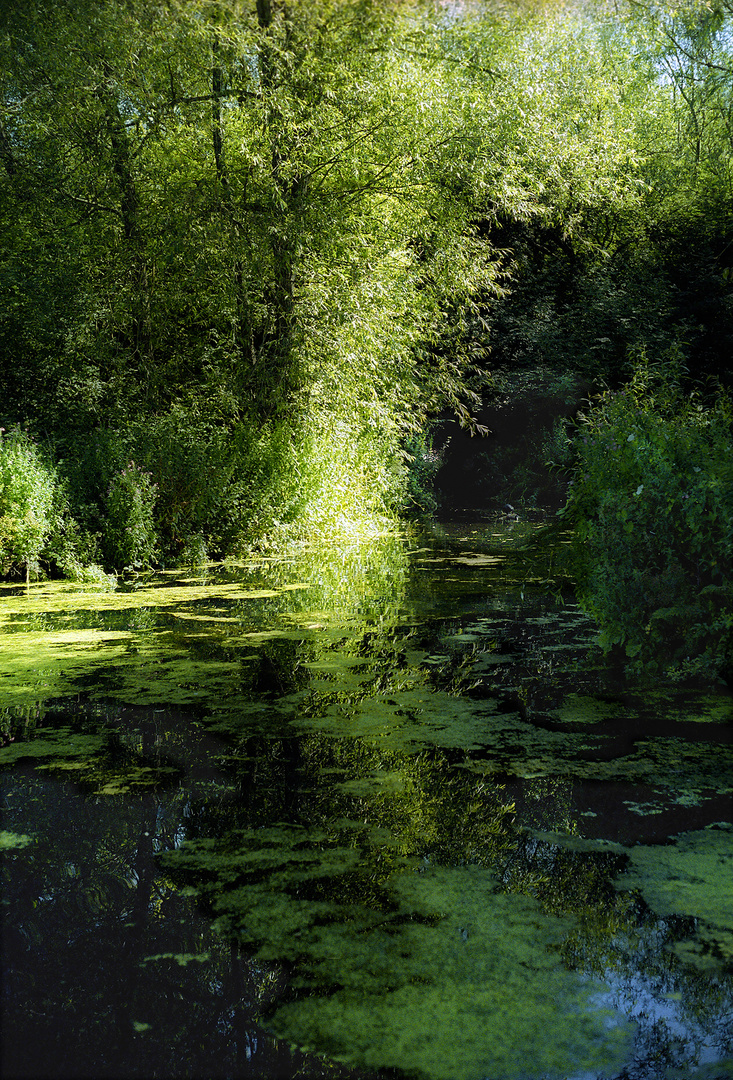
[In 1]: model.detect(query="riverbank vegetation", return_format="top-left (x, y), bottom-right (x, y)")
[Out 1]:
top-left (561, 352), bottom-right (733, 682)
top-left (1, 0), bottom-right (731, 677)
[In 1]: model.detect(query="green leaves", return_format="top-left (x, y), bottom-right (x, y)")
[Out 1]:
top-left (104, 462), bottom-right (158, 571)
top-left (2, 0), bottom-right (732, 564)
top-left (0, 430), bottom-right (57, 578)
top-left (564, 350), bottom-right (733, 680)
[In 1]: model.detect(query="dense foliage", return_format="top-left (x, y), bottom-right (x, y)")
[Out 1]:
top-left (0, 430), bottom-right (56, 580)
top-left (562, 354), bottom-right (733, 681)
top-left (1, 0), bottom-right (732, 688)
top-left (1, 0), bottom-right (509, 563)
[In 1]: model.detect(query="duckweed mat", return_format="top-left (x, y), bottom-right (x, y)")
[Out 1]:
top-left (2, 528), bottom-right (732, 1079)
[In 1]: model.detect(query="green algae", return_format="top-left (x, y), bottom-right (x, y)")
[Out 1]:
top-left (335, 768), bottom-right (413, 797)
top-left (162, 825), bottom-right (635, 1080)
top-left (2, 529), bottom-right (732, 1078)
top-left (548, 692), bottom-right (627, 725)
top-left (680, 694), bottom-right (733, 723)
top-left (294, 685), bottom-right (533, 754)
top-left (638, 687), bottom-right (733, 724)
top-left (163, 827), bottom-right (380, 964)
top-left (459, 732), bottom-right (733, 800)
top-left (524, 829), bottom-right (627, 856)
top-left (616, 824), bottom-right (733, 971)
top-left (0, 727), bottom-right (107, 767)
top-left (89, 763), bottom-right (181, 795)
top-left (268, 864), bottom-right (634, 1080)
top-left (141, 952), bottom-right (212, 967)
top-left (0, 555), bottom-right (381, 712)
top-left (0, 725), bottom-right (181, 793)
top-left (0, 631), bottom-right (132, 709)
top-left (0, 578), bottom-right (253, 622)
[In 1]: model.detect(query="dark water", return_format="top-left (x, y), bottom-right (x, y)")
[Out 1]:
top-left (1, 524), bottom-right (732, 1080)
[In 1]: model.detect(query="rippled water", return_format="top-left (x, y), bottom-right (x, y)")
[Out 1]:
top-left (1, 524), bottom-right (731, 1079)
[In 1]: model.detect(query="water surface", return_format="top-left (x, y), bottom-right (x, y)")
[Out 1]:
top-left (2, 525), bottom-right (732, 1079)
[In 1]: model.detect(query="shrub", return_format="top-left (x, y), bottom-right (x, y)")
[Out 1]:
top-left (562, 350), bottom-right (733, 682)
top-left (103, 462), bottom-right (158, 570)
top-left (125, 401), bottom-right (252, 560)
top-left (0, 429), bottom-right (57, 580)
top-left (398, 432), bottom-right (445, 520)
top-left (37, 476), bottom-right (113, 584)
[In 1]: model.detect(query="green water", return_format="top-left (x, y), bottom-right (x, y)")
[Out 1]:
top-left (1, 525), bottom-right (731, 1080)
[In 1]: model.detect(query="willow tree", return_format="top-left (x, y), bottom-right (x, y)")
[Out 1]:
top-left (192, 0), bottom-right (508, 417)
top-left (1, 0), bottom-right (512, 550)
top-left (7, 0), bottom-right (698, 556)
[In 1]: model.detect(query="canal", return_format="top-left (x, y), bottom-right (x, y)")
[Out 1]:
top-left (1, 523), bottom-right (731, 1079)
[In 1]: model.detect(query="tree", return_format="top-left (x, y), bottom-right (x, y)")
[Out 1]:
top-left (0, 0), bottom-right (514, 554)
top-left (5, 0), bottom-right (730, 562)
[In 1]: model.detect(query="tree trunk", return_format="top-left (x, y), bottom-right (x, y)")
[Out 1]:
top-left (211, 34), bottom-right (254, 394)
top-left (99, 70), bottom-right (154, 400)
top-left (211, 36), bottom-right (227, 193)
top-left (254, 0), bottom-right (302, 416)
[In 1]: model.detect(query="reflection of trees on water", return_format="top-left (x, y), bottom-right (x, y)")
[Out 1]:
top-left (5, 750), bottom-right (730, 1079)
top-left (2, 777), bottom-right (213, 1078)
top-left (163, 723), bottom-right (732, 1078)
top-left (1, 534), bottom-right (732, 1078)
top-left (1, 774), bottom-right (368, 1079)
top-left (499, 828), bottom-right (733, 1078)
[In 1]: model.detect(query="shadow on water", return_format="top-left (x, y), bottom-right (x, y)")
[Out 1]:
top-left (1, 523), bottom-right (732, 1080)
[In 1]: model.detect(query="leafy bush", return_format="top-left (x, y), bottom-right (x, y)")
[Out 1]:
top-left (36, 477), bottom-right (113, 584)
top-left (125, 401), bottom-right (275, 560)
top-left (563, 351), bottom-right (733, 682)
top-left (103, 462), bottom-right (158, 570)
top-left (395, 432), bottom-right (445, 520)
top-left (0, 429), bottom-right (57, 580)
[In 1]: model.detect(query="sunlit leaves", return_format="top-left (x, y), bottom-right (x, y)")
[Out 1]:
top-left (3, 0), bottom-right (733, 551)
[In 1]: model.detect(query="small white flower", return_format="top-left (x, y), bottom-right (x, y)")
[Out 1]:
top-left (692, 466), bottom-right (701, 473)
top-left (627, 434), bottom-right (635, 442)
top-left (635, 484), bottom-right (643, 495)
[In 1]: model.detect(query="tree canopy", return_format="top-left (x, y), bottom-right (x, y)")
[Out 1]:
top-left (0, 0), bottom-right (731, 568)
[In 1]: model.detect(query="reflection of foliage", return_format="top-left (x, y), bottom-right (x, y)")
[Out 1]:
top-left (2, 772), bottom-right (357, 1080)
top-left (502, 830), bottom-right (733, 1076)
top-left (0, 534), bottom-right (411, 716)
top-left (301, 738), bottom-right (519, 872)
top-left (2, 777), bottom-right (224, 1079)
top-left (2, 530), bottom-right (733, 1079)
top-left (163, 828), bottom-right (635, 1080)
top-left (617, 824), bottom-right (733, 971)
